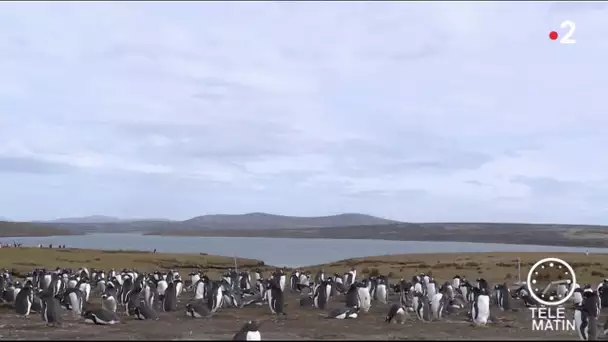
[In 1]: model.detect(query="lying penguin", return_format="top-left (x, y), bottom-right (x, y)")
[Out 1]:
top-left (325, 306), bottom-right (359, 319)
top-left (83, 308), bottom-right (120, 325)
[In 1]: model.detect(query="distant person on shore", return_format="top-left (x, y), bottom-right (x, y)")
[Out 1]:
top-left (153, 248), bottom-right (157, 254)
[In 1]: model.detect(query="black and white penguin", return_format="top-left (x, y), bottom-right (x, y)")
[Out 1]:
top-left (598, 279), bottom-right (608, 308)
top-left (60, 288), bottom-right (85, 316)
top-left (186, 301), bottom-right (212, 318)
top-left (471, 288), bottom-right (491, 326)
top-left (385, 303), bottom-right (407, 324)
top-left (495, 283), bottom-right (512, 311)
top-left (267, 279), bottom-right (286, 315)
top-left (375, 276), bottom-right (389, 304)
top-left (77, 278), bottom-right (92, 303)
top-left (40, 292), bottom-right (62, 326)
top-left (412, 292), bottom-right (431, 322)
top-left (313, 279), bottom-right (331, 309)
top-left (575, 290), bottom-right (600, 340)
top-left (290, 270), bottom-right (300, 292)
top-left (101, 287), bottom-right (118, 313)
top-left (233, 320), bottom-right (262, 341)
top-left (83, 308), bottom-right (120, 325)
top-left (326, 306), bottom-right (359, 319)
top-left (15, 284), bottom-right (34, 318)
top-left (573, 287), bottom-right (584, 306)
top-left (162, 281), bottom-right (177, 312)
top-left (207, 282), bottom-right (224, 313)
top-left (431, 286), bottom-right (448, 320)
top-left (133, 302), bottom-right (159, 320)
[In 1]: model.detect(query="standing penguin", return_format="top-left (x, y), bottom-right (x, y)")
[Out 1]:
top-left (15, 284), bottom-right (34, 318)
top-left (431, 288), bottom-right (446, 320)
top-left (385, 303), bottom-right (408, 324)
top-left (60, 288), bottom-right (85, 317)
top-left (413, 292), bottom-right (431, 322)
top-left (471, 288), bottom-right (491, 326)
top-left (233, 320), bottom-right (262, 341)
top-left (162, 281), bottom-right (177, 312)
top-left (356, 283), bottom-right (372, 313)
top-left (101, 287), bottom-right (118, 313)
top-left (575, 290), bottom-right (600, 341)
top-left (375, 276), bottom-right (388, 304)
top-left (313, 279), bottom-right (330, 309)
top-left (267, 279), bottom-right (286, 315)
top-left (496, 283), bottom-right (511, 311)
top-left (207, 282), bottom-right (224, 313)
top-left (40, 292), bottom-right (62, 326)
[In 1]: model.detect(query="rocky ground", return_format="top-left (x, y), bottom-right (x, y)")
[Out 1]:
top-left (0, 288), bottom-right (598, 340)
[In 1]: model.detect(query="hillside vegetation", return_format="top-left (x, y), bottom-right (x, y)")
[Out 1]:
top-left (0, 221), bottom-right (78, 238)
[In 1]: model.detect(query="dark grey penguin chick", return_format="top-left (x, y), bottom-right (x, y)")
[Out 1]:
top-left (83, 308), bottom-right (120, 325)
top-left (233, 320), bottom-right (262, 341)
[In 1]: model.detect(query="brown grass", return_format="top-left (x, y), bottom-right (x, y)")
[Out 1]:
top-left (306, 252), bottom-right (608, 284)
top-left (0, 247), bottom-right (267, 278)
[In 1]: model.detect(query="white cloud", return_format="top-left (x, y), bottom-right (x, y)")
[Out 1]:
top-left (0, 2), bottom-right (607, 223)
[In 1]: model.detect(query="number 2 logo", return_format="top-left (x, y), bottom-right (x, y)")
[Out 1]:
top-left (560, 20), bottom-right (576, 44)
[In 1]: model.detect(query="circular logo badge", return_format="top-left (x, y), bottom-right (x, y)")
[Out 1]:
top-left (526, 257), bottom-right (576, 306)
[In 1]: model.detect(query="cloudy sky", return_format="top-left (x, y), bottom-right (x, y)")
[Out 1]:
top-left (1, 2), bottom-right (607, 223)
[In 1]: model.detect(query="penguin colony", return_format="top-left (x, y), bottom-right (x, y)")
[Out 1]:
top-left (2, 267), bottom-right (608, 340)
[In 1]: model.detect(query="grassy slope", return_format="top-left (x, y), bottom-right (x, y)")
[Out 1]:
top-left (2, 248), bottom-right (606, 285)
top-left (0, 247), bottom-right (266, 278)
top-left (0, 221), bottom-right (79, 237)
top-left (301, 252), bottom-right (608, 285)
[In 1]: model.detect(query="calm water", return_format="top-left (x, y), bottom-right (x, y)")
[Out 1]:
top-left (3, 233), bottom-right (607, 267)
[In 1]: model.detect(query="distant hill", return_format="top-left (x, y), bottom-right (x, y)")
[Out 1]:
top-left (30, 213), bottom-right (398, 234)
top-left (44, 215), bottom-right (174, 224)
top-left (0, 221), bottom-right (78, 237)
top-left (181, 213), bottom-right (399, 230)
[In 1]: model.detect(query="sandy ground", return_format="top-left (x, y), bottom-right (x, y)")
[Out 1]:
top-left (0, 287), bottom-right (599, 340)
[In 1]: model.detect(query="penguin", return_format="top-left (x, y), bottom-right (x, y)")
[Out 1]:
top-left (233, 320), bottom-right (262, 341)
top-left (186, 301), bottom-right (212, 318)
top-left (471, 288), bottom-right (491, 326)
top-left (77, 278), bottom-right (92, 303)
top-left (496, 283), bottom-right (511, 311)
top-left (193, 278), bottom-right (207, 300)
top-left (290, 270), bottom-right (300, 292)
top-left (575, 290), bottom-right (600, 341)
top-left (133, 302), bottom-right (159, 320)
top-left (161, 281), bottom-right (177, 312)
top-left (375, 276), bottom-right (388, 304)
top-left (60, 288), bottom-right (85, 316)
top-left (101, 287), bottom-right (118, 313)
top-left (313, 279), bottom-right (330, 309)
top-left (15, 284), bottom-right (34, 318)
top-left (267, 279), bottom-right (286, 315)
top-left (326, 306), bottom-right (359, 319)
top-left (40, 292), bottom-right (62, 326)
top-left (83, 308), bottom-right (120, 325)
top-left (598, 279), bottom-right (608, 308)
top-left (345, 283), bottom-right (359, 308)
top-left (573, 287), bottom-right (584, 306)
top-left (385, 303), bottom-right (407, 324)
top-left (413, 292), bottom-right (431, 321)
top-left (426, 280), bottom-right (437, 302)
top-left (125, 288), bottom-right (142, 316)
top-left (207, 282), bottom-right (224, 313)
top-left (431, 289), bottom-right (446, 320)
top-left (452, 276), bottom-right (461, 290)
top-left (357, 282), bottom-right (372, 313)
